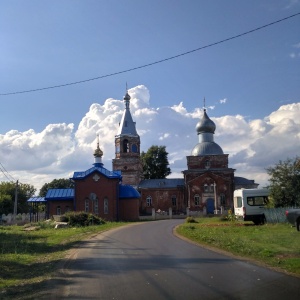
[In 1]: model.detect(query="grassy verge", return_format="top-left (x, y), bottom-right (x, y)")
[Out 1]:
top-left (0, 221), bottom-right (127, 297)
top-left (176, 217), bottom-right (300, 276)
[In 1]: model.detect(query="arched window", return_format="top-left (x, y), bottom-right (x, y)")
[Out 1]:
top-left (220, 194), bottom-right (226, 206)
top-left (204, 184), bottom-right (209, 192)
top-left (210, 184), bottom-right (214, 192)
top-left (94, 200), bottom-right (99, 215)
top-left (132, 144), bottom-right (138, 153)
top-left (123, 139), bottom-right (129, 153)
top-left (56, 206), bottom-right (61, 215)
top-left (194, 194), bottom-right (201, 206)
top-left (171, 195), bottom-right (177, 206)
top-left (146, 196), bottom-right (152, 207)
top-left (85, 199), bottom-right (89, 212)
top-left (104, 198), bottom-right (108, 214)
top-left (205, 160), bottom-right (211, 169)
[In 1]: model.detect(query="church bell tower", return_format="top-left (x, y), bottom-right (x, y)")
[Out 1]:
top-left (112, 90), bottom-right (143, 187)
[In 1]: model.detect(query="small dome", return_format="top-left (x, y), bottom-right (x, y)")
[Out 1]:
top-left (119, 185), bottom-right (140, 199)
top-left (124, 92), bottom-right (131, 101)
top-left (191, 142), bottom-right (223, 156)
top-left (196, 109), bottom-right (216, 134)
top-left (94, 145), bottom-right (103, 157)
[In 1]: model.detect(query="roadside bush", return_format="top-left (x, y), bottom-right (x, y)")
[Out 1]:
top-left (225, 209), bottom-right (238, 222)
top-left (186, 216), bottom-right (197, 223)
top-left (63, 211), bottom-right (106, 226)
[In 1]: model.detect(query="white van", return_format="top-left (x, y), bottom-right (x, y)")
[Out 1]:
top-left (234, 188), bottom-right (269, 225)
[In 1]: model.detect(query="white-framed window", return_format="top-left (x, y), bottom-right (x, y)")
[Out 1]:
top-left (146, 196), bottom-right (152, 207)
top-left (104, 198), bottom-right (108, 214)
top-left (204, 184), bottom-right (209, 192)
top-left (194, 194), bottom-right (201, 206)
top-left (171, 195), bottom-right (177, 206)
top-left (94, 200), bottom-right (99, 215)
top-left (56, 206), bottom-right (61, 215)
top-left (85, 199), bottom-right (89, 212)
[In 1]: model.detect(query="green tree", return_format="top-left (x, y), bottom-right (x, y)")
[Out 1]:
top-left (0, 181), bottom-right (36, 214)
top-left (141, 145), bottom-right (171, 179)
top-left (266, 157), bottom-right (300, 207)
top-left (39, 178), bottom-right (74, 197)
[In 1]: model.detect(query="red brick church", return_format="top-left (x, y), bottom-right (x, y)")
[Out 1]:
top-left (28, 90), bottom-right (258, 220)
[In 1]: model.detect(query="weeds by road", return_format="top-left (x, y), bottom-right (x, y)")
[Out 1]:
top-left (176, 217), bottom-right (300, 276)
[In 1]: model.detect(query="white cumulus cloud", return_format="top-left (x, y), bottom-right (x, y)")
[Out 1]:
top-left (0, 85), bottom-right (299, 193)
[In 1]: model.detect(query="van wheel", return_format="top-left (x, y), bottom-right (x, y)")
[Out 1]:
top-left (296, 219), bottom-right (300, 231)
top-left (254, 215), bottom-right (264, 225)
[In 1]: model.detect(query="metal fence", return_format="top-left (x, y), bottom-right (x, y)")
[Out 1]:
top-left (264, 207), bottom-right (298, 223)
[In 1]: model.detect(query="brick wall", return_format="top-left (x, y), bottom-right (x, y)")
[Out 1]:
top-left (119, 198), bottom-right (139, 221)
top-left (74, 173), bottom-right (119, 221)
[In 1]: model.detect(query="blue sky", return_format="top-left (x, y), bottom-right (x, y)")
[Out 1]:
top-left (0, 0), bottom-right (300, 191)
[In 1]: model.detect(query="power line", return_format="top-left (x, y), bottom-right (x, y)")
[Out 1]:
top-left (1, 12), bottom-right (299, 96)
top-left (0, 162), bottom-right (16, 182)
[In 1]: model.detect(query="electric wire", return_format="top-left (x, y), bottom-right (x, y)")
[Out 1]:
top-left (0, 162), bottom-right (16, 182)
top-left (0, 12), bottom-right (299, 96)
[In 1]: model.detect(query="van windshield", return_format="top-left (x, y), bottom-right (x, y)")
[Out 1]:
top-left (247, 196), bottom-right (268, 206)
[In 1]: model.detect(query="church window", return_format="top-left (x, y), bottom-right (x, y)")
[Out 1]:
top-left (194, 194), bottom-right (201, 206)
top-left (205, 160), bottom-right (211, 169)
top-left (85, 199), bottom-right (89, 212)
top-left (220, 194), bottom-right (226, 206)
top-left (210, 184), bottom-right (214, 192)
top-left (94, 200), bottom-right (99, 215)
top-left (146, 196), bottom-right (152, 207)
top-left (204, 184), bottom-right (209, 192)
top-left (104, 198), bottom-right (108, 214)
top-left (56, 206), bottom-right (61, 215)
top-left (171, 195), bottom-right (177, 206)
top-left (132, 144), bottom-right (138, 153)
top-left (123, 139), bottom-right (129, 153)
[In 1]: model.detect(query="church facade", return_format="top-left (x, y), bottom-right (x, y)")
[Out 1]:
top-left (113, 91), bottom-right (237, 216)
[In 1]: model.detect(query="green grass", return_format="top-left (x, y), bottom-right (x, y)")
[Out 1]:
top-left (177, 217), bottom-right (300, 276)
top-left (0, 221), bottom-right (127, 298)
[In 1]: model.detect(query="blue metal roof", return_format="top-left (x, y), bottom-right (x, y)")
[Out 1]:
top-left (71, 166), bottom-right (122, 180)
top-left (27, 196), bottom-right (46, 203)
top-left (119, 185), bottom-right (140, 199)
top-left (138, 178), bottom-right (184, 189)
top-left (45, 188), bottom-right (74, 200)
top-left (234, 176), bottom-right (256, 185)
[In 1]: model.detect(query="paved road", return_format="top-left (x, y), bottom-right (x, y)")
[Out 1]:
top-left (47, 220), bottom-right (300, 300)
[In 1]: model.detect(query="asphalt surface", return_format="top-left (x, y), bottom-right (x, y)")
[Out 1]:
top-left (45, 219), bottom-right (300, 300)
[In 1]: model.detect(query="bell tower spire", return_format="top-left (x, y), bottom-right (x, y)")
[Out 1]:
top-left (112, 87), bottom-right (143, 186)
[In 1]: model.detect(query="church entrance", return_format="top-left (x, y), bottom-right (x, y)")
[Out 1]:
top-left (206, 198), bottom-right (214, 214)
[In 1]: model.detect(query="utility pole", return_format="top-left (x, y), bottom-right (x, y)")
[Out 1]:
top-left (13, 180), bottom-right (18, 220)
